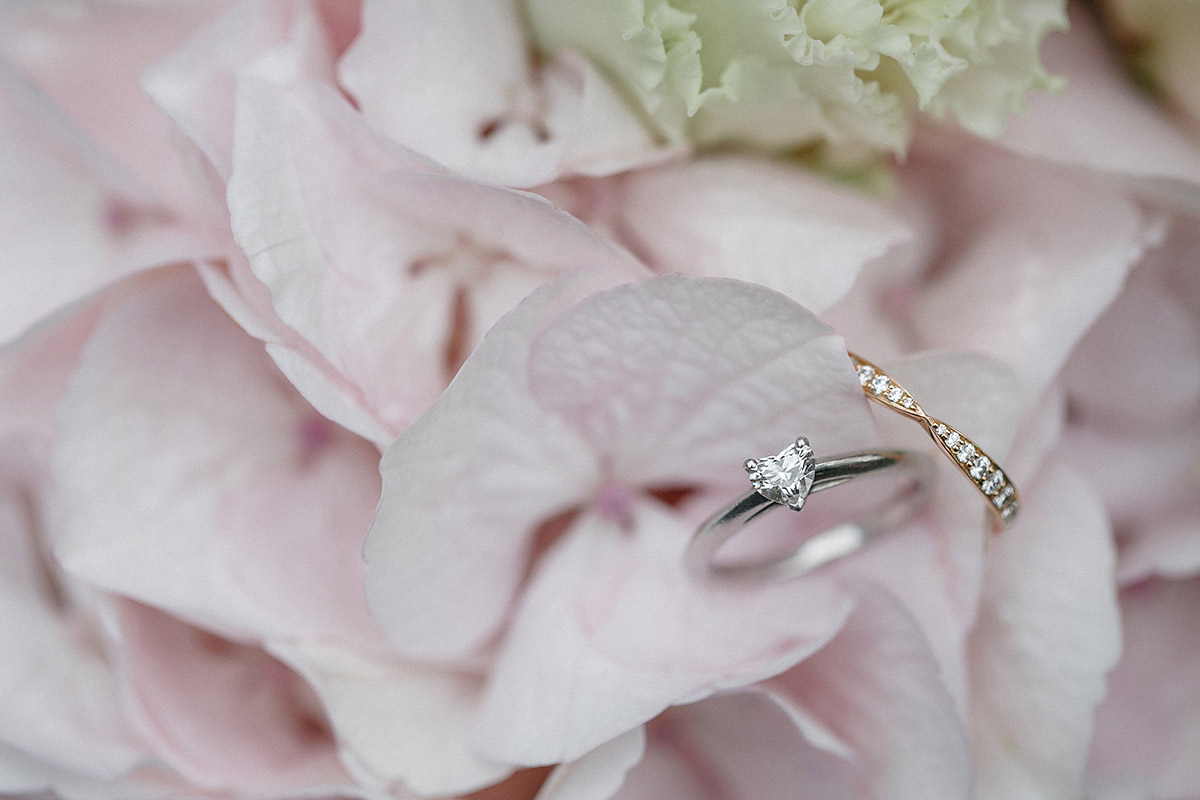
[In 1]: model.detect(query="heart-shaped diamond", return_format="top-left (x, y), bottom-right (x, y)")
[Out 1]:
top-left (745, 437), bottom-right (816, 511)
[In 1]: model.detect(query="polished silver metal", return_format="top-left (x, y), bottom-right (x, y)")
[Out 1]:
top-left (687, 448), bottom-right (934, 582)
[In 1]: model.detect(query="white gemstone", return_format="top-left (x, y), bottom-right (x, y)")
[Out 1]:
top-left (957, 442), bottom-right (976, 463)
top-left (901, 396), bottom-right (915, 408)
top-left (935, 423), bottom-right (949, 438)
top-left (749, 439), bottom-right (816, 511)
top-left (869, 375), bottom-right (889, 394)
top-left (945, 431), bottom-right (961, 449)
top-left (983, 471), bottom-right (1004, 495)
top-left (1001, 501), bottom-right (1019, 520)
top-left (887, 385), bottom-right (904, 403)
top-left (970, 455), bottom-right (991, 479)
top-left (857, 365), bottom-right (875, 385)
top-left (993, 485), bottom-right (1014, 508)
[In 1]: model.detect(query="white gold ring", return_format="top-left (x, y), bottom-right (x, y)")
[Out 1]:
top-left (687, 438), bottom-right (934, 581)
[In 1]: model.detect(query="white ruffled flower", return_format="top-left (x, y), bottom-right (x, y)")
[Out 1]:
top-left (522, 0), bottom-right (1067, 154)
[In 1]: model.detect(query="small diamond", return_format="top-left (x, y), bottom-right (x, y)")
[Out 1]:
top-left (748, 438), bottom-right (817, 511)
top-left (983, 471), bottom-right (1005, 495)
top-left (970, 455), bottom-right (991, 480)
top-left (887, 385), bottom-right (904, 403)
top-left (993, 485), bottom-right (1014, 508)
top-left (857, 365), bottom-right (875, 385)
top-left (945, 431), bottom-right (961, 449)
top-left (957, 442), bottom-right (977, 463)
top-left (901, 396), bottom-right (915, 409)
top-left (1001, 501), bottom-right (1019, 520)
top-left (935, 423), bottom-right (949, 438)
top-left (869, 375), bottom-right (889, 394)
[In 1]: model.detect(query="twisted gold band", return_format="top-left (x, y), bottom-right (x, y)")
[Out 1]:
top-left (849, 353), bottom-right (1020, 529)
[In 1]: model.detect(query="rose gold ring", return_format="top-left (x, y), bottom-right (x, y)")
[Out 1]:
top-left (849, 352), bottom-right (1020, 529)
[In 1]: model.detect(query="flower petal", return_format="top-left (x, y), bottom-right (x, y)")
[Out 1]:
top-left (339, 0), bottom-right (663, 187)
top-left (53, 269), bottom-right (381, 645)
top-left (271, 641), bottom-right (511, 797)
top-left (764, 587), bottom-right (972, 800)
top-left (364, 267), bottom-right (631, 660)
top-left (228, 76), bottom-right (642, 436)
top-left (115, 601), bottom-right (350, 795)
top-left (967, 462), bottom-right (1120, 800)
top-left (473, 501), bottom-right (853, 765)
top-left (613, 157), bottom-right (912, 312)
top-left (526, 275), bottom-right (881, 487)
top-left (905, 133), bottom-right (1165, 398)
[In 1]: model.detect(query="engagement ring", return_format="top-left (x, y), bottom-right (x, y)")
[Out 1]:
top-left (687, 437), bottom-right (933, 581)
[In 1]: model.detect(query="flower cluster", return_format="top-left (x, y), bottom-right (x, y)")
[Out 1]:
top-left (1, 2), bottom-right (1199, 800)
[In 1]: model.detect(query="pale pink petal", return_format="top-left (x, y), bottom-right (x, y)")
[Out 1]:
top-left (269, 641), bottom-right (509, 797)
top-left (1088, 577), bottom-right (1200, 798)
top-left (537, 729), bottom-right (645, 800)
top-left (1062, 264), bottom-right (1200, 430)
top-left (0, 1), bottom-right (230, 211)
top-left (364, 269), bottom-right (629, 660)
top-left (143, 0), bottom-right (347, 184)
top-left (765, 587), bottom-right (972, 800)
top-left (967, 463), bottom-right (1121, 800)
top-left (615, 694), bottom-right (857, 800)
top-left (473, 502), bottom-right (853, 765)
top-left (905, 132), bottom-right (1166, 398)
top-left (228, 76), bottom-right (642, 435)
top-left (0, 68), bottom-right (204, 344)
top-left (339, 0), bottom-right (662, 187)
top-left (613, 157), bottom-right (913, 312)
top-left (999, 6), bottom-right (1200, 208)
top-left (115, 601), bottom-right (350, 795)
top-left (526, 276), bottom-right (881, 488)
top-left (0, 482), bottom-right (145, 782)
top-left (53, 269), bottom-right (380, 645)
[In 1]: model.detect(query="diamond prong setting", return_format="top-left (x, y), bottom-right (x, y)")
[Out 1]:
top-left (747, 438), bottom-right (816, 511)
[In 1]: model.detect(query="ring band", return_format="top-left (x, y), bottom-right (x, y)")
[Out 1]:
top-left (687, 438), bottom-right (934, 581)
top-left (849, 352), bottom-right (1020, 528)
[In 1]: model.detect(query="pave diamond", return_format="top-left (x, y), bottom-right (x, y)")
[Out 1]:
top-left (935, 423), bottom-right (949, 438)
top-left (945, 431), bottom-right (961, 449)
top-left (956, 442), bottom-right (977, 463)
top-left (887, 385), bottom-right (904, 403)
top-left (983, 471), bottom-right (1005, 495)
top-left (901, 396), bottom-right (915, 408)
top-left (857, 365), bottom-right (875, 385)
top-left (746, 438), bottom-right (816, 511)
top-left (869, 375), bottom-right (890, 394)
top-left (1001, 501), bottom-right (1019, 520)
top-left (970, 455), bottom-right (992, 480)
top-left (993, 485), bottom-right (1014, 508)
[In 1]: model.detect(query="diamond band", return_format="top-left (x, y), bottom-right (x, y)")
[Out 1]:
top-left (849, 353), bottom-right (1021, 528)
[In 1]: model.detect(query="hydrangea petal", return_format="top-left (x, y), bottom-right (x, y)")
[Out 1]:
top-left (906, 133), bottom-right (1165, 398)
top-left (613, 157), bottom-right (912, 312)
top-left (0, 68), bottom-right (204, 344)
top-left (528, 728), bottom-right (644, 800)
top-left (473, 502), bottom-right (853, 765)
top-left (526, 275), bottom-right (880, 487)
top-left (764, 587), bottom-right (972, 800)
top-left (228, 76), bottom-right (642, 436)
top-left (967, 463), bottom-right (1120, 800)
top-left (339, 0), bottom-right (662, 186)
top-left (364, 268), bottom-right (632, 660)
top-left (1088, 578), bottom-right (1200, 797)
top-left (270, 641), bottom-right (510, 797)
top-left (53, 270), bottom-right (380, 645)
top-left (115, 601), bottom-right (349, 795)
top-left (617, 693), bottom-right (856, 800)
top-left (999, 7), bottom-right (1200, 205)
